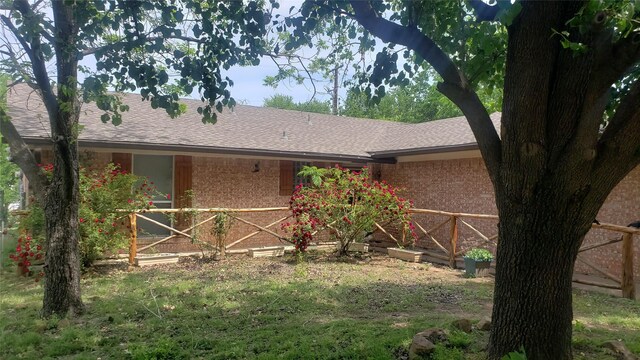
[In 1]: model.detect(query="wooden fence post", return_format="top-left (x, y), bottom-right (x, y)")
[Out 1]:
top-left (621, 232), bottom-right (635, 299)
top-left (449, 215), bottom-right (458, 269)
top-left (128, 213), bottom-right (137, 266)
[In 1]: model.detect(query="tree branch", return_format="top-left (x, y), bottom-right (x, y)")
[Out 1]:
top-left (599, 77), bottom-right (640, 146)
top-left (4, 1), bottom-right (58, 124)
top-left (468, 0), bottom-right (500, 22)
top-left (82, 34), bottom-right (206, 57)
top-left (348, 1), bottom-right (502, 180)
top-left (0, 107), bottom-right (48, 204)
top-left (590, 77), bottom-right (640, 200)
top-left (592, 32), bottom-right (640, 97)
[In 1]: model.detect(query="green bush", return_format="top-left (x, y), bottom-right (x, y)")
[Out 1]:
top-left (463, 248), bottom-right (494, 262)
top-left (283, 165), bottom-right (415, 255)
top-left (14, 163), bottom-right (159, 268)
top-left (501, 347), bottom-right (527, 359)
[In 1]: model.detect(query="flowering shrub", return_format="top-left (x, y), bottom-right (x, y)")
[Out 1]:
top-left (9, 235), bottom-right (45, 280)
top-left (12, 163), bottom-right (159, 273)
top-left (77, 163), bottom-right (159, 266)
top-left (282, 165), bottom-right (416, 255)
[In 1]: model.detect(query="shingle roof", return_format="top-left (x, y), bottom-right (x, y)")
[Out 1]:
top-left (6, 84), bottom-right (500, 161)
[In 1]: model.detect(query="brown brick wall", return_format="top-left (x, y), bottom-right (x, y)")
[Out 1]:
top-left (583, 166), bottom-right (639, 279)
top-left (74, 149), bottom-right (636, 278)
top-left (189, 157), bottom-right (292, 251)
top-left (380, 158), bottom-right (639, 280)
top-left (378, 158), bottom-right (498, 255)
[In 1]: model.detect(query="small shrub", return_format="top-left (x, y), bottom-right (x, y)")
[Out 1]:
top-left (448, 330), bottom-right (472, 348)
top-left (210, 212), bottom-right (233, 259)
top-left (463, 248), bottom-right (494, 262)
top-left (282, 165), bottom-right (416, 255)
top-left (8, 234), bottom-right (44, 280)
top-left (130, 337), bottom-right (186, 360)
top-left (501, 347), bottom-right (527, 360)
top-left (432, 345), bottom-right (465, 360)
top-left (12, 163), bottom-right (159, 272)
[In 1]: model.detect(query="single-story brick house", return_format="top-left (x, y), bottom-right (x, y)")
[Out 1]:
top-left (6, 84), bottom-right (639, 280)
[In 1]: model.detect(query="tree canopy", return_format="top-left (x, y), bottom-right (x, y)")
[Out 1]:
top-left (0, 0), bottom-right (272, 317)
top-left (274, 1), bottom-right (640, 359)
top-left (341, 69), bottom-right (502, 122)
top-left (263, 93), bottom-right (331, 114)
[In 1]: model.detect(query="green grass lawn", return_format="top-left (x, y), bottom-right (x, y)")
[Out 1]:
top-left (0, 252), bottom-right (638, 359)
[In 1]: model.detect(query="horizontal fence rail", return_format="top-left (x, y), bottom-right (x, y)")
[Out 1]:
top-left (377, 208), bottom-right (638, 299)
top-left (121, 207), bottom-right (638, 299)
top-left (10, 206), bottom-right (638, 299)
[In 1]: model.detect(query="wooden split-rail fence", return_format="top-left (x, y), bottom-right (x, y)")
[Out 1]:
top-left (125, 207), bottom-right (638, 299)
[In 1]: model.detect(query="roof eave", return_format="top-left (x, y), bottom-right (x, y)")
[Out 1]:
top-left (368, 143), bottom-right (479, 158)
top-left (22, 137), bottom-right (397, 164)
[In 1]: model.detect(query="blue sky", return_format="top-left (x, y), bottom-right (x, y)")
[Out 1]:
top-left (223, 57), bottom-right (329, 107)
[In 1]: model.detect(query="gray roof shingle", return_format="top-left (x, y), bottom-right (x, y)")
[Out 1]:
top-left (6, 84), bottom-right (500, 160)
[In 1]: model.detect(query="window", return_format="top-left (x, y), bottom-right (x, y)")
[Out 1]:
top-left (133, 154), bottom-right (173, 237)
top-left (293, 161), bottom-right (311, 188)
top-left (280, 160), bottom-right (313, 196)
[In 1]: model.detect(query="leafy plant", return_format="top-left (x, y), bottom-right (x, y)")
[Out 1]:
top-left (501, 347), bottom-right (527, 360)
top-left (211, 212), bottom-right (234, 259)
top-left (282, 165), bottom-right (415, 255)
top-left (463, 248), bottom-right (494, 262)
top-left (8, 234), bottom-right (44, 280)
top-left (14, 163), bottom-right (159, 269)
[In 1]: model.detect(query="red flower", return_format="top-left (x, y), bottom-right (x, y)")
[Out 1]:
top-left (80, 218), bottom-right (85, 223)
top-left (149, 201), bottom-right (153, 206)
top-left (166, 194), bottom-right (171, 200)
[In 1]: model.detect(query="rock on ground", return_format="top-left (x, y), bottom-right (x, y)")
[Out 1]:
top-left (452, 318), bottom-right (473, 333)
top-left (476, 317), bottom-right (491, 331)
top-left (408, 328), bottom-right (448, 360)
top-left (602, 340), bottom-right (638, 360)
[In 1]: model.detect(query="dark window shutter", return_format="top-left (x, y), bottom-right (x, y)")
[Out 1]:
top-left (112, 153), bottom-right (132, 173)
top-left (279, 160), bottom-right (294, 196)
top-left (174, 155), bottom-right (193, 208)
top-left (173, 155), bottom-right (193, 229)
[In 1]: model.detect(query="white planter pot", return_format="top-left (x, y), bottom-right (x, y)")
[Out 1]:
top-left (336, 242), bottom-right (370, 252)
top-left (135, 253), bottom-right (180, 267)
top-left (248, 246), bottom-right (285, 258)
top-left (388, 247), bottom-right (423, 263)
top-left (348, 243), bottom-right (369, 252)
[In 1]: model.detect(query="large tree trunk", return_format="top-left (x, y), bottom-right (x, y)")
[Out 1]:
top-left (40, 1), bottom-right (84, 318)
top-left (488, 186), bottom-right (600, 359)
top-left (41, 141), bottom-right (83, 317)
top-left (349, 1), bottom-right (640, 359)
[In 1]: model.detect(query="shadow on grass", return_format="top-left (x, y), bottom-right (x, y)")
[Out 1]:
top-left (0, 255), bottom-right (637, 360)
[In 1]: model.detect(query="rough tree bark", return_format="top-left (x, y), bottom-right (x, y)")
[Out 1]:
top-left (349, 1), bottom-right (640, 359)
top-left (40, 1), bottom-right (84, 317)
top-left (0, 0), bottom-right (84, 317)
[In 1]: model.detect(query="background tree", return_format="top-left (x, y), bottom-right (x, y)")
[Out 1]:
top-left (0, 80), bottom-right (20, 225)
top-left (280, 1), bottom-right (640, 359)
top-left (263, 8), bottom-right (375, 114)
top-left (0, 133), bottom-right (20, 225)
top-left (263, 93), bottom-right (331, 114)
top-left (0, 0), bottom-right (269, 317)
top-left (342, 69), bottom-right (502, 122)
